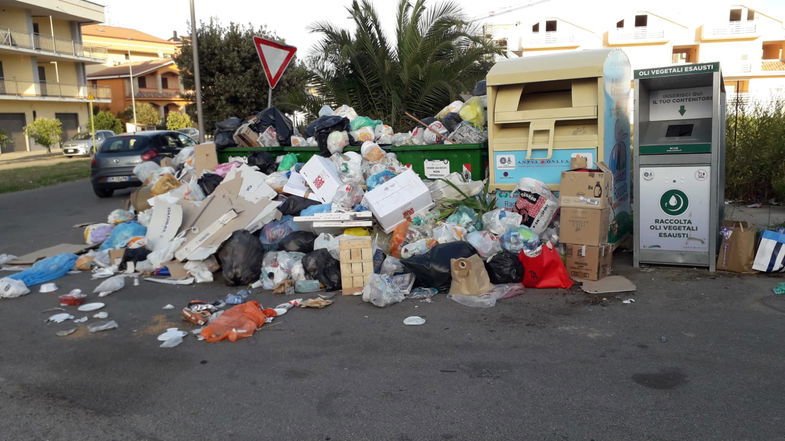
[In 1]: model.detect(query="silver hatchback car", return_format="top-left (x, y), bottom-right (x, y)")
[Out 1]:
top-left (62, 130), bottom-right (116, 157)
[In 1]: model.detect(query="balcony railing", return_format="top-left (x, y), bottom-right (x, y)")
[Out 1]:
top-left (610, 27), bottom-right (666, 42)
top-left (708, 22), bottom-right (757, 37)
top-left (520, 31), bottom-right (576, 47)
top-left (0, 28), bottom-right (107, 60)
top-left (133, 88), bottom-right (183, 99)
top-left (0, 78), bottom-right (111, 100)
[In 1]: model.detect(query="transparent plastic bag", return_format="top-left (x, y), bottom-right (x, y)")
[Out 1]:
top-left (290, 135), bottom-right (307, 146)
top-left (261, 251), bottom-right (306, 289)
top-left (314, 233), bottom-right (341, 260)
top-left (94, 275), bottom-right (125, 297)
top-left (466, 230), bottom-right (502, 258)
top-left (133, 161), bottom-right (161, 184)
top-left (331, 151), bottom-right (363, 185)
top-left (380, 255), bottom-right (404, 275)
top-left (361, 141), bottom-right (385, 162)
top-left (400, 238), bottom-right (437, 259)
top-left (432, 223), bottom-right (468, 244)
top-left (84, 223), bottom-right (115, 245)
top-left (265, 171), bottom-right (289, 192)
top-left (259, 216), bottom-right (299, 251)
top-left (374, 124), bottom-right (394, 144)
top-left (423, 121), bottom-right (448, 144)
top-left (458, 96), bottom-right (485, 128)
top-left (334, 104), bottom-right (358, 121)
top-left (436, 100), bottom-right (464, 119)
top-left (107, 208), bottom-right (135, 225)
top-left (318, 105), bottom-right (334, 117)
top-left (362, 273), bottom-right (405, 307)
top-left (331, 183), bottom-right (365, 213)
top-left (99, 221), bottom-right (147, 250)
top-left (391, 133), bottom-right (412, 146)
top-left (445, 206), bottom-right (480, 232)
top-left (350, 126), bottom-right (375, 143)
top-left (482, 209), bottom-right (523, 236)
top-left (0, 277), bottom-right (30, 298)
top-left (260, 126), bottom-right (279, 147)
top-left (501, 225), bottom-right (540, 254)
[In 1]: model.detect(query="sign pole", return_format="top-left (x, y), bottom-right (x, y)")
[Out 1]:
top-left (268, 86), bottom-right (272, 109)
top-left (88, 96), bottom-right (95, 153)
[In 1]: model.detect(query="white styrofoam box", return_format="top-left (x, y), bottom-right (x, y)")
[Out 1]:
top-left (299, 155), bottom-right (343, 203)
top-left (363, 169), bottom-right (434, 233)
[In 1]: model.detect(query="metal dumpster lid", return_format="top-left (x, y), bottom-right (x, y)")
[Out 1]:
top-left (486, 48), bottom-right (628, 85)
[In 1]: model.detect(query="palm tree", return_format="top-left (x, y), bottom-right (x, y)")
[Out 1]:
top-left (310, 0), bottom-right (502, 130)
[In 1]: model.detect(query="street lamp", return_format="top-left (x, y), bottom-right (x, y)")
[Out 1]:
top-left (128, 48), bottom-right (137, 131)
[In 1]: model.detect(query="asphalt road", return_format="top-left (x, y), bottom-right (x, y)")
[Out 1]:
top-left (1, 180), bottom-right (784, 441)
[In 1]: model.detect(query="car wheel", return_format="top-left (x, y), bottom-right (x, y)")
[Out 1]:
top-left (66, 155), bottom-right (73, 158)
top-left (93, 186), bottom-right (113, 198)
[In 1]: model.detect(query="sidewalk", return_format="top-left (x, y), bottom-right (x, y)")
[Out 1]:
top-left (0, 149), bottom-right (84, 171)
top-left (725, 203), bottom-right (785, 229)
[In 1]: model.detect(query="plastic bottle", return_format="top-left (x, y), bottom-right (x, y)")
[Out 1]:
top-left (225, 289), bottom-right (250, 305)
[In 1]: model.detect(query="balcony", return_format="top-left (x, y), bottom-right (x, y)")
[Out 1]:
top-left (518, 31), bottom-right (577, 50)
top-left (0, 78), bottom-right (111, 102)
top-left (608, 27), bottom-right (667, 45)
top-left (0, 28), bottom-right (107, 62)
top-left (133, 88), bottom-right (183, 99)
top-left (702, 22), bottom-right (758, 40)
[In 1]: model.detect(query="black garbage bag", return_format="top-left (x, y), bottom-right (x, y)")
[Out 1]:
top-left (277, 195), bottom-right (320, 216)
top-left (278, 231), bottom-right (317, 253)
top-left (401, 241), bottom-right (477, 292)
top-left (197, 173), bottom-right (223, 196)
top-left (217, 230), bottom-right (265, 286)
top-left (302, 249), bottom-right (341, 291)
top-left (441, 112), bottom-right (463, 132)
top-left (484, 251), bottom-right (524, 284)
top-left (472, 80), bottom-right (487, 96)
top-left (306, 116), bottom-right (350, 156)
top-left (247, 151), bottom-right (277, 174)
top-left (120, 247), bottom-right (151, 271)
top-left (214, 117), bottom-right (242, 149)
top-left (251, 108), bottom-right (294, 146)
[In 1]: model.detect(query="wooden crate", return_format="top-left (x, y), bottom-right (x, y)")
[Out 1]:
top-left (339, 237), bottom-right (373, 295)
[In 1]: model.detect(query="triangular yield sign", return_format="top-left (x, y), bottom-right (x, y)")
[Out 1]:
top-left (253, 36), bottom-right (297, 90)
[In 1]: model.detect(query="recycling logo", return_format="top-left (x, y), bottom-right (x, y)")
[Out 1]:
top-left (660, 189), bottom-right (689, 216)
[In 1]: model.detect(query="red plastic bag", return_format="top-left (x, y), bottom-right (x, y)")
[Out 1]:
top-left (519, 241), bottom-right (574, 289)
top-left (201, 301), bottom-right (277, 343)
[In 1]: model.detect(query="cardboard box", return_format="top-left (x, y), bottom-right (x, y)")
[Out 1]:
top-left (363, 169), bottom-right (434, 233)
top-left (559, 207), bottom-right (610, 246)
top-left (299, 155), bottom-right (343, 203)
top-left (559, 164), bottom-right (612, 209)
top-left (193, 143), bottom-right (218, 175)
top-left (175, 165), bottom-right (279, 261)
top-left (233, 123), bottom-right (262, 147)
top-left (282, 170), bottom-right (320, 201)
top-left (565, 244), bottom-right (613, 281)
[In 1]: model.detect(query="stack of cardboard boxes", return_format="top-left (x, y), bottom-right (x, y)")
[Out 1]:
top-left (558, 160), bottom-right (614, 281)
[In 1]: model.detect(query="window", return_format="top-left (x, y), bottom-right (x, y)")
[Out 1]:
top-left (0, 61), bottom-right (4, 94)
top-left (137, 76), bottom-right (147, 88)
top-left (124, 53), bottom-right (129, 60)
top-left (762, 42), bottom-right (783, 60)
top-left (634, 15), bottom-right (647, 27)
top-left (161, 134), bottom-right (181, 148)
top-left (100, 136), bottom-right (149, 153)
top-left (747, 9), bottom-right (755, 20)
top-left (161, 76), bottom-right (169, 89)
top-left (178, 133), bottom-right (196, 146)
top-left (532, 23), bottom-right (539, 33)
top-left (32, 23), bottom-right (39, 35)
top-left (616, 19), bottom-right (624, 29)
top-left (545, 20), bottom-right (557, 32)
top-left (729, 9), bottom-right (741, 21)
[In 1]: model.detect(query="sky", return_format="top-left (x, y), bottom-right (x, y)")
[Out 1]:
top-left (97, 0), bottom-right (785, 59)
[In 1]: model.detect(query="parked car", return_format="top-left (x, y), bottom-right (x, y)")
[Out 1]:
top-left (62, 130), bottom-right (115, 157)
top-left (177, 127), bottom-right (200, 142)
top-left (90, 130), bottom-right (196, 198)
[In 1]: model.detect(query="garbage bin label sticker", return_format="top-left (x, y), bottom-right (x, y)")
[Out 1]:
top-left (649, 86), bottom-right (712, 121)
top-left (496, 154), bottom-right (515, 170)
top-left (639, 166), bottom-right (710, 252)
top-left (424, 159), bottom-right (450, 178)
top-left (493, 149), bottom-right (596, 185)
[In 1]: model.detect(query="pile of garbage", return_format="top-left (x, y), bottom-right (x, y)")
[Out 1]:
top-left (215, 96), bottom-right (487, 154)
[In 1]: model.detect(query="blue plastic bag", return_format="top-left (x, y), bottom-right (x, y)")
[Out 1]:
top-left (99, 221), bottom-right (147, 250)
top-left (9, 253), bottom-right (77, 287)
top-left (259, 215), bottom-right (299, 251)
top-left (445, 206), bottom-right (481, 232)
top-left (301, 204), bottom-right (332, 216)
top-left (366, 170), bottom-right (396, 191)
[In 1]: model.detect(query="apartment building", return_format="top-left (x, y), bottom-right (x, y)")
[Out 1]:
top-left (81, 24), bottom-right (177, 75)
top-left (0, 0), bottom-right (110, 152)
top-left (488, 3), bottom-right (785, 102)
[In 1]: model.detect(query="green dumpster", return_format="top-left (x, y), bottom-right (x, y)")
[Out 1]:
top-left (217, 146), bottom-right (361, 164)
top-left (390, 143), bottom-right (488, 181)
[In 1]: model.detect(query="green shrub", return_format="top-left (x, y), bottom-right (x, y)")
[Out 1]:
top-left (166, 111), bottom-right (193, 130)
top-left (88, 110), bottom-right (124, 134)
top-left (24, 118), bottom-right (62, 153)
top-left (725, 99), bottom-right (785, 202)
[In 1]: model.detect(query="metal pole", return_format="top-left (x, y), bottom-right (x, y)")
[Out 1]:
top-left (190, 0), bottom-right (205, 143)
top-left (89, 98), bottom-right (96, 153)
top-left (128, 49), bottom-right (137, 131)
top-left (49, 15), bottom-right (56, 53)
top-left (267, 86), bottom-right (272, 109)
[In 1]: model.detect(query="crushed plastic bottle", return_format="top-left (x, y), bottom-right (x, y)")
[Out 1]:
top-left (225, 289), bottom-right (251, 305)
top-left (295, 279), bottom-right (321, 293)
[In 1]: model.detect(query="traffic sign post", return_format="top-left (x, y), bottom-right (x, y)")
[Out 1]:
top-left (252, 37), bottom-right (297, 109)
top-left (633, 62), bottom-right (726, 271)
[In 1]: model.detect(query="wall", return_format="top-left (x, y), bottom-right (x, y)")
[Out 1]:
top-left (699, 40), bottom-right (760, 73)
top-left (618, 44), bottom-right (673, 69)
top-left (0, 6), bottom-right (30, 31)
top-left (1, 100), bottom-right (89, 151)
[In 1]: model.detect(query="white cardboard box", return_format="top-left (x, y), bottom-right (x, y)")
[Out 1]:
top-left (363, 169), bottom-right (434, 233)
top-left (283, 170), bottom-right (321, 202)
top-left (299, 155), bottom-right (343, 203)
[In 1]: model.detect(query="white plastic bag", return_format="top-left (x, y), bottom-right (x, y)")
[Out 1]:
top-left (436, 100), bottom-right (464, 119)
top-left (374, 124), bottom-right (394, 145)
top-left (318, 105), bottom-right (334, 117)
top-left (362, 274), bottom-right (406, 307)
top-left (260, 126), bottom-right (279, 147)
top-left (184, 260), bottom-right (214, 283)
top-left (331, 151), bottom-right (364, 185)
top-left (173, 147), bottom-right (195, 169)
top-left (423, 121), bottom-right (448, 144)
top-left (482, 209), bottom-right (523, 236)
top-left (290, 136), bottom-right (307, 147)
top-left (107, 209), bottom-right (135, 224)
top-left (314, 233), bottom-right (340, 260)
top-left (466, 230), bottom-right (502, 258)
top-left (331, 183), bottom-right (364, 213)
top-left (391, 133), bottom-right (412, 146)
top-left (361, 141), bottom-right (385, 162)
top-left (380, 255), bottom-right (403, 275)
top-left (94, 275), bottom-right (125, 297)
top-left (327, 131), bottom-right (349, 154)
top-left (334, 104), bottom-right (358, 121)
top-left (432, 224), bottom-right (467, 244)
top-left (133, 161), bottom-right (161, 184)
top-left (350, 126), bottom-right (375, 143)
top-left (0, 277), bottom-right (30, 299)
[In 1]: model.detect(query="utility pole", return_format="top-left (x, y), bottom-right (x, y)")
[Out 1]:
top-left (128, 49), bottom-right (137, 131)
top-left (190, 0), bottom-right (205, 143)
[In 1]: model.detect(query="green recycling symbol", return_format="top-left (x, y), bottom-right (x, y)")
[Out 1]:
top-left (660, 189), bottom-right (689, 216)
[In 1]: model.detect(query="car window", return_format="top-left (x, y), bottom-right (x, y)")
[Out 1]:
top-left (100, 137), bottom-right (149, 153)
top-left (160, 134), bottom-right (182, 149)
top-left (178, 133), bottom-right (196, 146)
top-left (71, 132), bottom-right (92, 141)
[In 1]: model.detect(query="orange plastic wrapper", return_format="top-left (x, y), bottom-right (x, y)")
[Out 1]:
top-left (388, 218), bottom-right (411, 258)
top-left (201, 301), bottom-right (277, 343)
